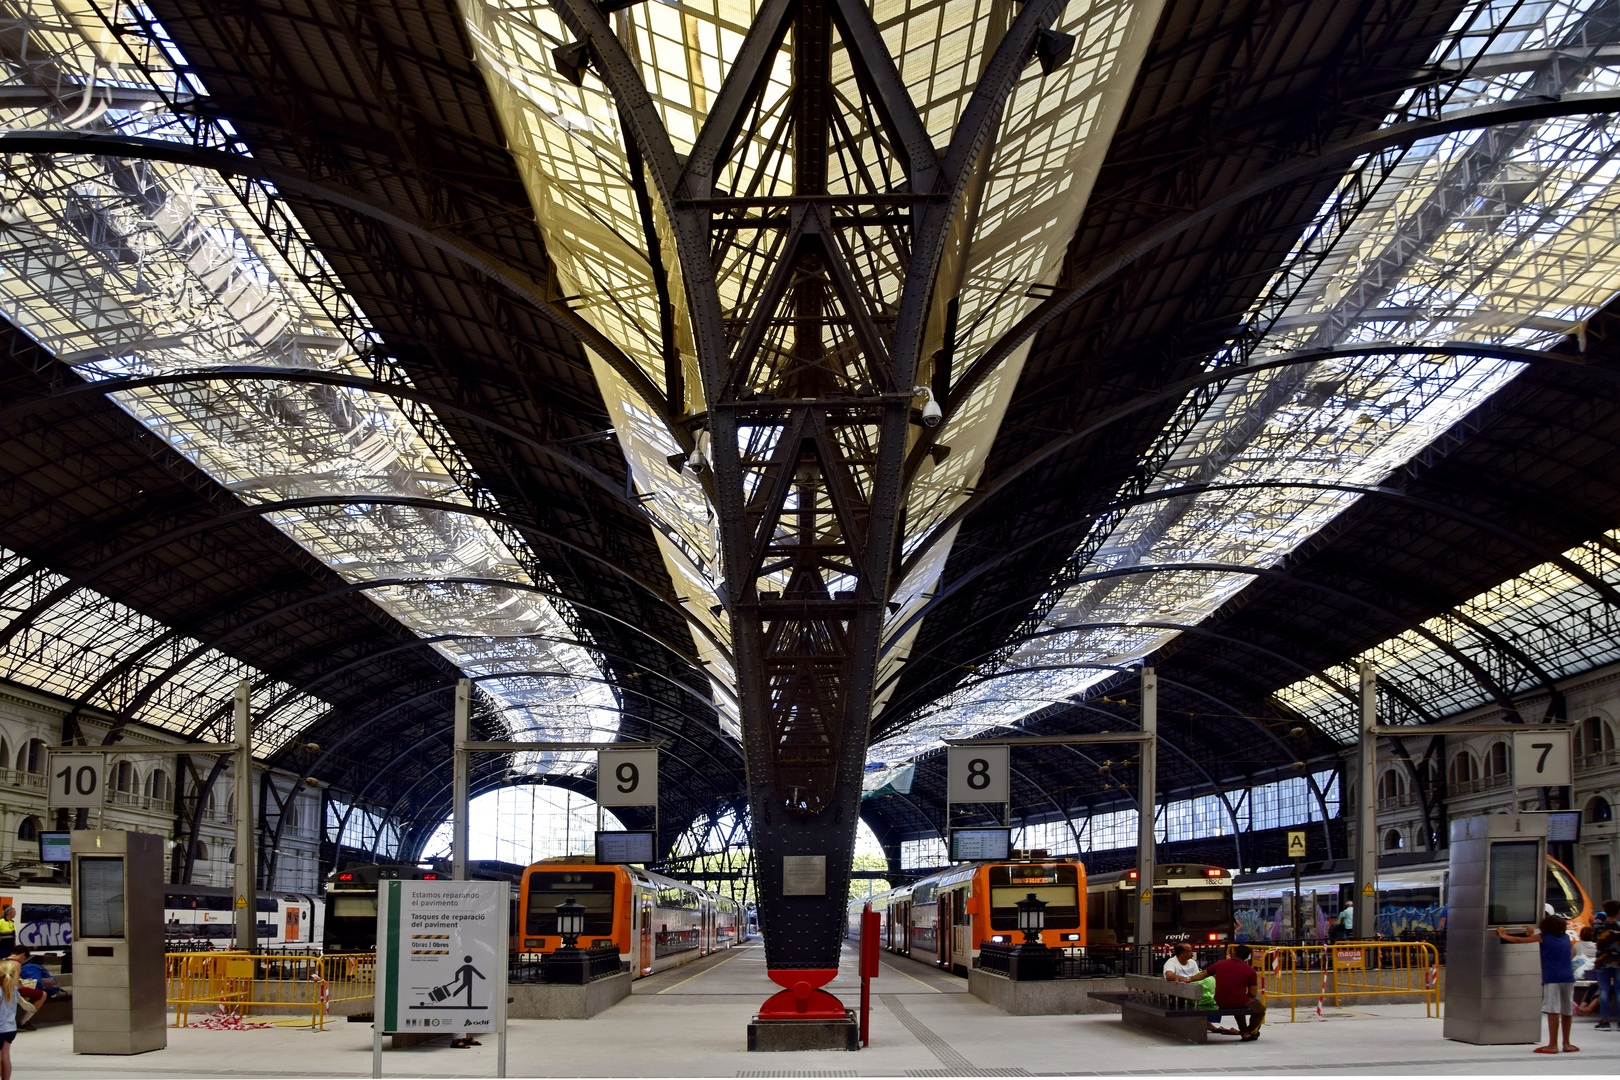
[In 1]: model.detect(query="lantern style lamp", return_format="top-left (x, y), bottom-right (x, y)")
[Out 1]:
top-left (556, 897), bottom-right (586, 951)
top-left (1017, 891), bottom-right (1047, 947)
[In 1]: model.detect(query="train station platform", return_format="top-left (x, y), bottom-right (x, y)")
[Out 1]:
top-left (19, 943), bottom-right (1620, 1078)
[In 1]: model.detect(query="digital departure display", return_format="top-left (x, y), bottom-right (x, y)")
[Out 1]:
top-left (950, 827), bottom-right (1011, 861)
top-left (595, 830), bottom-right (655, 864)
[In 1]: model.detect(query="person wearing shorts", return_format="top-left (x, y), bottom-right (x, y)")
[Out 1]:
top-left (1498, 914), bottom-right (1579, 1054)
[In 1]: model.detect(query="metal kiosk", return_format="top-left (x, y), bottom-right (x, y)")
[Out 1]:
top-left (69, 830), bottom-right (167, 1055)
top-left (1443, 813), bottom-right (1549, 1045)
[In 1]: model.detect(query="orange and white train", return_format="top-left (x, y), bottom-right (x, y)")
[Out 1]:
top-left (518, 862), bottom-right (742, 977)
top-left (850, 859), bottom-right (1086, 975)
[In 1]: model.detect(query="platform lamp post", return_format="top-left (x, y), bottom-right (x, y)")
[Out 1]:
top-left (543, 897), bottom-right (589, 985)
top-left (1007, 892), bottom-right (1055, 981)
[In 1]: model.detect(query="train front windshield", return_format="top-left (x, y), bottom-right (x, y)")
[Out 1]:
top-left (1175, 888), bottom-right (1234, 934)
top-left (988, 864), bottom-right (1081, 930)
top-left (526, 871), bottom-right (617, 936)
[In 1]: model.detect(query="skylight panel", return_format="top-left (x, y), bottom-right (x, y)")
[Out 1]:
top-left (876, 0), bottom-right (1620, 761)
top-left (0, 0), bottom-right (613, 754)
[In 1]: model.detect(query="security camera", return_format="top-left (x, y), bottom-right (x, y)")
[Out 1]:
top-left (913, 385), bottom-right (943, 428)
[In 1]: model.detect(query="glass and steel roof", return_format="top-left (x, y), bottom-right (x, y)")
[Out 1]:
top-left (0, 0), bottom-right (613, 765)
top-left (871, 0), bottom-right (1620, 760)
top-left (457, 0), bottom-right (1167, 734)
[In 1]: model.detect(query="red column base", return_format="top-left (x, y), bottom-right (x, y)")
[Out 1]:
top-left (758, 967), bottom-right (845, 1020)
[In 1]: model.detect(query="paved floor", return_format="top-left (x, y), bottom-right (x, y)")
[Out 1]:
top-left (21, 942), bottom-right (1620, 1077)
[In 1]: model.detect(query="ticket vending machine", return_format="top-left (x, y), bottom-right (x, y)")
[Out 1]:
top-left (70, 831), bottom-right (166, 1055)
top-left (1443, 813), bottom-right (1548, 1045)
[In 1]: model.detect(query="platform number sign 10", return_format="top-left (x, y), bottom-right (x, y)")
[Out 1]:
top-left (1512, 729), bottom-right (1572, 790)
top-left (596, 748), bottom-right (659, 807)
top-left (947, 745), bottom-right (1009, 804)
top-left (46, 752), bottom-right (107, 809)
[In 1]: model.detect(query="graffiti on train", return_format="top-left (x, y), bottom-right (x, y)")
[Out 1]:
top-left (18, 903), bottom-right (71, 947)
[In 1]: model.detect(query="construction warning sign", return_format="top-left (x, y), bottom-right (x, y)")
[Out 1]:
top-left (376, 880), bottom-right (508, 1036)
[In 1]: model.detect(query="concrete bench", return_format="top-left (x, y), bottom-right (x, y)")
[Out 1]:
top-left (1087, 974), bottom-right (1254, 1044)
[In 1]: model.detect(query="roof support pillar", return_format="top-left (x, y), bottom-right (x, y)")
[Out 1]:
top-left (1135, 667), bottom-right (1157, 949)
top-left (1352, 663), bottom-right (1378, 939)
top-left (233, 680), bottom-right (256, 952)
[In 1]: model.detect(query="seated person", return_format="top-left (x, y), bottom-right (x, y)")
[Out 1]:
top-left (1163, 943), bottom-right (1235, 1035)
top-left (1193, 943), bottom-right (1268, 1041)
top-left (7, 948), bottom-right (63, 1010)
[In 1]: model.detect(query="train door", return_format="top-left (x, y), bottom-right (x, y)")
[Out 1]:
top-left (285, 904), bottom-right (300, 942)
top-left (638, 887), bottom-right (654, 975)
top-left (936, 896), bottom-right (950, 968)
top-left (952, 889), bottom-right (970, 970)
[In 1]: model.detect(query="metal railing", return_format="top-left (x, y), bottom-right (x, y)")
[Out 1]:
top-left (165, 952), bottom-right (375, 1030)
top-left (509, 945), bottom-right (625, 985)
top-left (1250, 941), bottom-right (1440, 1021)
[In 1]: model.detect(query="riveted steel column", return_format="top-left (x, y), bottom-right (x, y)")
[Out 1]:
top-left (1135, 667), bottom-right (1156, 949)
top-left (452, 678), bottom-right (470, 881)
top-left (233, 680), bottom-right (256, 951)
top-left (1352, 662), bottom-right (1378, 938)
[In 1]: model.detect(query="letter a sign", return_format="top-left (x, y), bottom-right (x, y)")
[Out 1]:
top-left (1286, 830), bottom-right (1307, 860)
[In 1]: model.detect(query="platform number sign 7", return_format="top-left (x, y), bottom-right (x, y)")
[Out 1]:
top-left (46, 752), bottom-right (107, 809)
top-left (597, 748), bottom-right (658, 807)
top-left (1512, 729), bottom-right (1572, 790)
top-left (947, 745), bottom-right (1009, 804)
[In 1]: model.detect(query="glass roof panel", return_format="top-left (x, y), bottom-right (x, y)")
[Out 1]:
top-left (872, 0), bottom-right (1620, 762)
top-left (458, 0), bottom-right (1164, 700)
top-left (0, 0), bottom-right (615, 759)
top-left (1276, 531), bottom-right (1620, 741)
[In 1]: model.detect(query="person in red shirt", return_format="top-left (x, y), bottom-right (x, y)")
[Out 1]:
top-left (1194, 943), bottom-right (1267, 1040)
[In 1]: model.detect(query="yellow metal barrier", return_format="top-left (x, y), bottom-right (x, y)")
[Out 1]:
top-left (165, 953), bottom-right (376, 1031)
top-left (1251, 941), bottom-right (1441, 1022)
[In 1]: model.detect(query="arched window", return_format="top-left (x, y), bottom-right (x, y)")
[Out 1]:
top-left (16, 739), bottom-right (47, 774)
top-left (145, 770), bottom-right (173, 807)
top-left (1384, 829), bottom-right (1404, 851)
top-left (1576, 717), bottom-right (1615, 767)
top-left (1485, 742), bottom-right (1510, 780)
top-left (113, 761), bottom-right (138, 793)
top-left (1449, 751), bottom-right (1480, 789)
top-left (283, 801), bottom-right (298, 831)
top-left (194, 841), bottom-right (210, 862)
top-left (1378, 770), bottom-right (1406, 807)
top-left (1586, 796), bottom-right (1613, 824)
top-left (16, 816), bottom-right (39, 843)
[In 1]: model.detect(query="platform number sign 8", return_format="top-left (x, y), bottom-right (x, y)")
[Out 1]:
top-left (947, 745), bottom-right (1008, 804)
top-left (597, 748), bottom-right (658, 807)
top-left (46, 752), bottom-right (108, 809)
top-left (1512, 729), bottom-right (1572, 790)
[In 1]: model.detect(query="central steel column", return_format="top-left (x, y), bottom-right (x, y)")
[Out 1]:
top-left (452, 678), bottom-right (470, 881)
top-left (1351, 662), bottom-right (1378, 938)
top-left (232, 680), bottom-right (256, 951)
top-left (1135, 666), bottom-right (1157, 951)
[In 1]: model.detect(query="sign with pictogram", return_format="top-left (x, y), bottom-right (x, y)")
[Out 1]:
top-left (375, 880), bottom-right (508, 1036)
top-left (234, 895), bottom-right (247, 909)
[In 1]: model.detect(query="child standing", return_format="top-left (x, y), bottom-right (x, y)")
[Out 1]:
top-left (0, 957), bottom-right (17, 1080)
top-left (1497, 915), bottom-right (1579, 1054)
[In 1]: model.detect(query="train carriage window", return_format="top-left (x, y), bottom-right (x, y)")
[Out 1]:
top-left (526, 871), bottom-right (617, 935)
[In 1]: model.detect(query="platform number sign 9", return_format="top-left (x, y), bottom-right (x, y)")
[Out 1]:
top-left (1512, 729), bottom-right (1572, 790)
top-left (46, 752), bottom-right (107, 809)
top-left (947, 745), bottom-right (1009, 804)
top-left (597, 748), bottom-right (658, 807)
